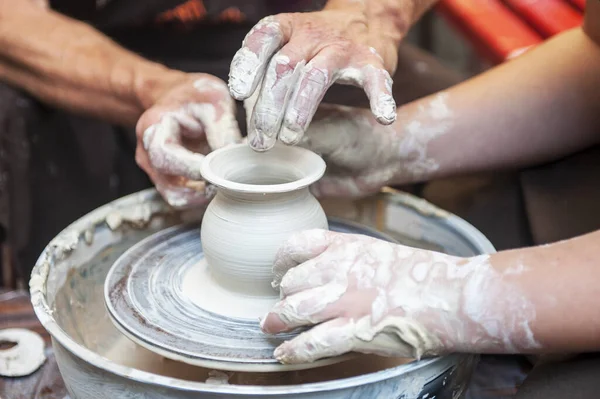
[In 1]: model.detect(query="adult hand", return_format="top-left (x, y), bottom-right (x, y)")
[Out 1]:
top-left (261, 230), bottom-right (531, 364)
top-left (229, 6), bottom-right (399, 152)
top-left (136, 73), bottom-right (241, 209)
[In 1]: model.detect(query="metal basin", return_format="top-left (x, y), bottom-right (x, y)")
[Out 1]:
top-left (30, 188), bottom-right (495, 398)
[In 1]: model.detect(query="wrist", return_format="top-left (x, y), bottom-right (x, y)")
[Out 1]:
top-left (384, 247), bottom-right (477, 357)
top-left (409, 254), bottom-right (493, 355)
top-left (133, 65), bottom-right (187, 110)
top-left (441, 252), bottom-right (541, 354)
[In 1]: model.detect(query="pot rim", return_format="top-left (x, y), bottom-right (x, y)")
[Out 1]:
top-left (200, 143), bottom-right (326, 194)
top-left (30, 188), bottom-right (492, 395)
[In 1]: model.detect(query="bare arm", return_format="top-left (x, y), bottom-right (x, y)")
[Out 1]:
top-left (301, 25), bottom-right (600, 197)
top-left (0, 2), bottom-right (245, 210)
top-left (479, 230), bottom-right (600, 354)
top-left (393, 26), bottom-right (600, 184)
top-left (0, 2), bottom-right (184, 126)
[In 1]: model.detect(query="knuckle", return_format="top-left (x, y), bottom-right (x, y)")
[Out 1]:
top-left (329, 39), bottom-right (354, 54)
top-left (331, 233), bottom-right (352, 247)
top-left (365, 52), bottom-right (386, 69)
top-left (250, 15), bottom-right (284, 38)
top-left (193, 77), bottom-right (229, 97)
top-left (285, 231), bottom-right (307, 248)
top-left (267, 13), bottom-right (287, 25)
top-left (303, 64), bottom-right (330, 86)
top-left (272, 49), bottom-right (305, 71)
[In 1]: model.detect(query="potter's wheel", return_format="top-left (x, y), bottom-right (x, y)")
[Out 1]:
top-left (33, 188), bottom-right (491, 398)
top-left (104, 218), bottom-right (397, 372)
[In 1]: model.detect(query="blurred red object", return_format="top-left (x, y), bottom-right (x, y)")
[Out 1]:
top-left (567, 0), bottom-right (586, 11)
top-left (504, 0), bottom-right (582, 36)
top-left (437, 0), bottom-right (584, 64)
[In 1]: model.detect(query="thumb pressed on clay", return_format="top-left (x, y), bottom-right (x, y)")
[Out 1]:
top-left (277, 258), bottom-right (339, 297)
top-left (260, 313), bottom-right (287, 334)
top-left (274, 318), bottom-right (355, 364)
top-left (263, 283), bottom-right (347, 333)
top-left (272, 229), bottom-right (333, 288)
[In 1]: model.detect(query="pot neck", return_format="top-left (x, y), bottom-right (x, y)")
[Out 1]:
top-left (217, 187), bottom-right (310, 202)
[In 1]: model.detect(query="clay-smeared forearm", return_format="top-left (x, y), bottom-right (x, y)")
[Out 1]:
top-left (0, 2), bottom-right (184, 126)
top-left (480, 230), bottom-right (600, 354)
top-left (387, 27), bottom-right (600, 185)
top-left (300, 28), bottom-right (600, 198)
top-left (441, 229), bottom-right (600, 355)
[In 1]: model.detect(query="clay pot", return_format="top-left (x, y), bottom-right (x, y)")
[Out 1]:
top-left (200, 143), bottom-right (328, 296)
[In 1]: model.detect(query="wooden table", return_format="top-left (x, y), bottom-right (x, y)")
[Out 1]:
top-left (0, 289), bottom-right (530, 399)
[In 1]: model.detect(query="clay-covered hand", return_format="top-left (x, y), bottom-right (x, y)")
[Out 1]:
top-left (298, 105), bottom-right (402, 198)
top-left (261, 229), bottom-right (531, 364)
top-left (136, 73), bottom-right (241, 209)
top-left (260, 230), bottom-right (452, 363)
top-left (228, 6), bottom-right (398, 151)
top-left (296, 91), bottom-right (454, 198)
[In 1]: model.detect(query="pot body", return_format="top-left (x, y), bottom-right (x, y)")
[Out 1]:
top-left (201, 188), bottom-right (328, 295)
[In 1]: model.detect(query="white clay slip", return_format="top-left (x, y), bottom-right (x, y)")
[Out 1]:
top-left (0, 328), bottom-right (46, 377)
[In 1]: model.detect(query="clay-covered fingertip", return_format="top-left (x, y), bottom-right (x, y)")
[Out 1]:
top-left (248, 136), bottom-right (274, 152)
top-left (260, 313), bottom-right (287, 334)
top-left (227, 85), bottom-right (249, 101)
top-left (274, 342), bottom-right (306, 365)
top-left (273, 345), bottom-right (290, 363)
top-left (249, 144), bottom-right (271, 153)
top-left (279, 130), bottom-right (302, 146)
top-left (376, 115), bottom-right (396, 126)
top-left (375, 112), bottom-right (397, 125)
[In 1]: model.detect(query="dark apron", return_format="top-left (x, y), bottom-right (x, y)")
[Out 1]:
top-left (51, 0), bottom-right (326, 77)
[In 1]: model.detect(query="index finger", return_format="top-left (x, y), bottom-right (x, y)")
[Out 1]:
top-left (337, 62), bottom-right (397, 125)
top-left (228, 16), bottom-right (292, 100)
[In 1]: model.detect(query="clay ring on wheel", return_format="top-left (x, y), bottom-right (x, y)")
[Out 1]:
top-left (0, 328), bottom-right (46, 377)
